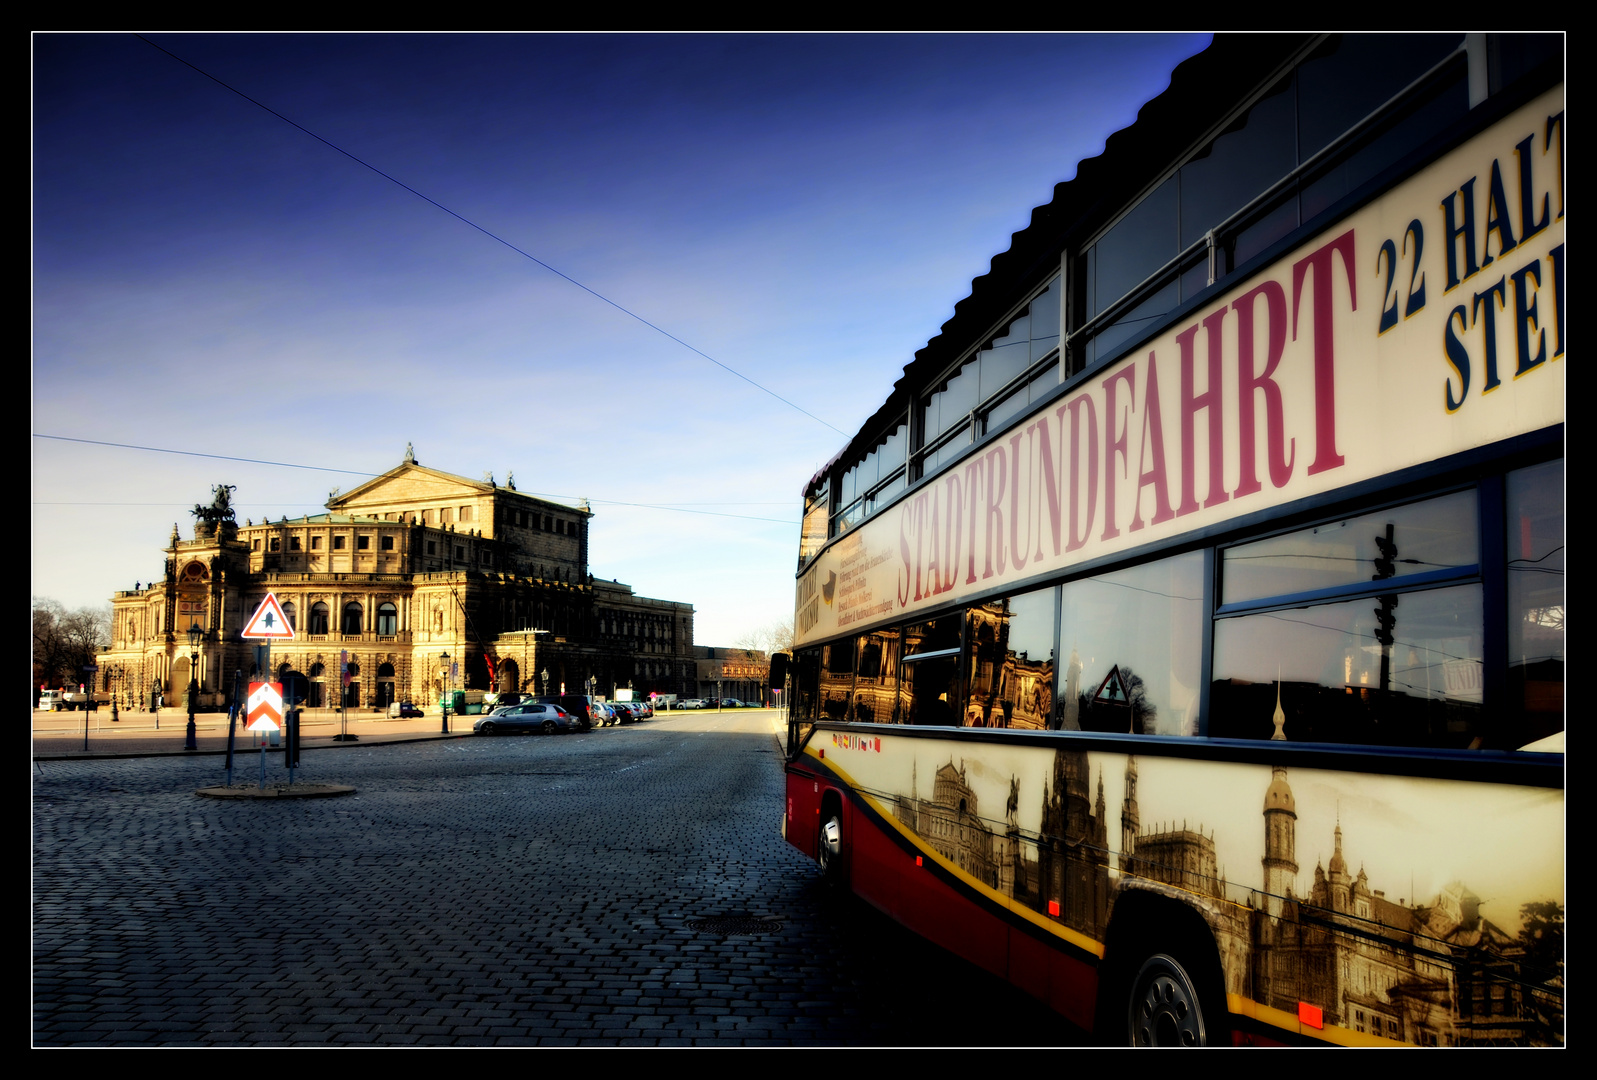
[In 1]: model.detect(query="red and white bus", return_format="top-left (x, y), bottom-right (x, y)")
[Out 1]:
top-left (784, 34), bottom-right (1562, 1046)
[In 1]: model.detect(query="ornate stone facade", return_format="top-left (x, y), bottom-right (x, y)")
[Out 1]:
top-left (96, 455), bottom-right (695, 711)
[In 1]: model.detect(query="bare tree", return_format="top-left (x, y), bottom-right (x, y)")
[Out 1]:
top-left (733, 619), bottom-right (795, 657)
top-left (32, 597), bottom-right (110, 692)
top-left (764, 618), bottom-right (794, 655)
top-left (33, 597), bottom-right (66, 691)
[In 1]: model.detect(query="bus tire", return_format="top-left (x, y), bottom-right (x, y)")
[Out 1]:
top-left (818, 813), bottom-right (846, 885)
top-left (1124, 948), bottom-right (1217, 1047)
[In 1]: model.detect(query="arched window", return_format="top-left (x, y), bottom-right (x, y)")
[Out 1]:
top-left (281, 601), bottom-right (297, 630)
top-left (342, 601), bottom-right (363, 634)
top-left (310, 602), bottom-right (329, 635)
top-left (376, 602), bottom-right (398, 636)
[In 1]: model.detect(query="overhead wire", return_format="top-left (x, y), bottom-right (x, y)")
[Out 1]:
top-left (132, 33), bottom-right (848, 438)
top-left (31, 433), bottom-right (801, 525)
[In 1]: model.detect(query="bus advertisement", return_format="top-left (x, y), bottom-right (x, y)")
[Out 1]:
top-left (783, 35), bottom-right (1562, 1047)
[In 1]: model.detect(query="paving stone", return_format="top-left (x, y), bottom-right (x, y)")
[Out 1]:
top-left (35, 715), bottom-right (1089, 1047)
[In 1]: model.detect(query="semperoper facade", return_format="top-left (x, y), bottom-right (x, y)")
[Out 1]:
top-left (97, 448), bottom-right (695, 710)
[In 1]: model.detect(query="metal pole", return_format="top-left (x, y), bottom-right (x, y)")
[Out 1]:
top-left (225, 669), bottom-right (241, 787)
top-left (186, 655), bottom-right (199, 752)
top-left (440, 653), bottom-right (450, 734)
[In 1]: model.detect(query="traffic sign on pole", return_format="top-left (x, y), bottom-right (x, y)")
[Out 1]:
top-left (242, 594), bottom-right (296, 640)
top-left (247, 681), bottom-right (283, 731)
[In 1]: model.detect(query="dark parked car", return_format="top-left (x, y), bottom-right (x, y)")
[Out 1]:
top-left (474, 702), bottom-right (578, 735)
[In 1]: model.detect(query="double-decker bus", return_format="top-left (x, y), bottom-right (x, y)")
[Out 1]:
top-left (783, 34), bottom-right (1563, 1046)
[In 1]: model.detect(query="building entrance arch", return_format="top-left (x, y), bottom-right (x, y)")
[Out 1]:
top-left (498, 658), bottom-right (520, 694)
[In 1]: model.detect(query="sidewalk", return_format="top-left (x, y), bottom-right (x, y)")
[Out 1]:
top-left (32, 706), bottom-right (789, 760)
top-left (32, 708), bottom-right (471, 760)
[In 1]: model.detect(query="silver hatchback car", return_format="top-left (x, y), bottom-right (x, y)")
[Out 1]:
top-left (474, 701), bottom-right (579, 736)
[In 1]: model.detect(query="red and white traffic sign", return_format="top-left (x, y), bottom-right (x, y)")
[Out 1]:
top-left (242, 593), bottom-right (295, 640)
top-left (247, 681), bottom-right (283, 731)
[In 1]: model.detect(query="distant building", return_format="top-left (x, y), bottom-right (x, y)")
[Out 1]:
top-left (693, 645), bottom-right (769, 704)
top-left (95, 451), bottom-right (695, 710)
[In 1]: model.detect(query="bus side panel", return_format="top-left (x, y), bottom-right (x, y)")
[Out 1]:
top-left (1006, 925), bottom-right (1051, 1005)
top-left (1005, 927), bottom-right (1098, 1032)
top-left (849, 796), bottom-right (1011, 982)
top-left (783, 765), bottom-right (821, 861)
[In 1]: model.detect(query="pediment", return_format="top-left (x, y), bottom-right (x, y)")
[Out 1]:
top-left (327, 463), bottom-right (492, 512)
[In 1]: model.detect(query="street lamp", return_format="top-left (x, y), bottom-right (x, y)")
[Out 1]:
top-left (541, 668), bottom-right (549, 696)
top-left (440, 652), bottom-right (451, 734)
top-left (185, 623), bottom-right (202, 751)
top-left (109, 664), bottom-right (121, 724)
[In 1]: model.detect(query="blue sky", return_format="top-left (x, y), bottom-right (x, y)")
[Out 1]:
top-left (32, 32), bottom-right (1211, 644)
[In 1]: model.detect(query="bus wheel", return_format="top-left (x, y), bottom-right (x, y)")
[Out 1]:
top-left (1127, 951), bottom-right (1209, 1046)
top-left (818, 814), bottom-right (845, 883)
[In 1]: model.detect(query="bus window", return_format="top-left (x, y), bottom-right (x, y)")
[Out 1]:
top-left (900, 615), bottom-right (963, 725)
top-left (963, 586), bottom-right (1056, 729)
top-left (1059, 551), bottom-right (1203, 736)
top-left (1508, 460), bottom-right (1564, 748)
top-left (819, 637), bottom-right (856, 721)
top-left (852, 626), bottom-right (901, 724)
top-left (1211, 584), bottom-right (1484, 747)
top-left (1211, 489), bottom-right (1498, 749)
top-left (1219, 490), bottom-right (1477, 605)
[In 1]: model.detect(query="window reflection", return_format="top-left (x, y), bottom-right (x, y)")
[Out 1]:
top-left (1508, 460), bottom-right (1563, 747)
top-left (851, 626), bottom-right (902, 724)
top-left (1212, 584), bottom-right (1484, 748)
top-left (963, 587), bottom-right (1056, 729)
top-left (789, 647), bottom-right (822, 753)
top-left (1222, 490), bottom-right (1477, 605)
top-left (818, 636), bottom-right (855, 721)
top-left (901, 615), bottom-right (963, 726)
top-left (1060, 552), bottom-right (1203, 735)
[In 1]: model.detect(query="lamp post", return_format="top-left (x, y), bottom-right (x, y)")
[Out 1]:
top-left (541, 668), bottom-right (549, 697)
top-left (185, 623), bottom-right (202, 751)
top-left (109, 664), bottom-right (121, 724)
top-left (440, 652), bottom-right (451, 734)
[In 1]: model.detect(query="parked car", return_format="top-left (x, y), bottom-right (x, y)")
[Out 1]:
top-left (474, 702), bottom-right (578, 736)
top-left (530, 695), bottom-right (608, 730)
top-left (388, 700), bottom-right (424, 718)
top-left (678, 698), bottom-right (707, 709)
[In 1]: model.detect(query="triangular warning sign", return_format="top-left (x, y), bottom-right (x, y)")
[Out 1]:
top-left (1093, 665), bottom-right (1130, 706)
top-left (242, 593), bottom-right (296, 640)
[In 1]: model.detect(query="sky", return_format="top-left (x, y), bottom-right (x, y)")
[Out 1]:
top-left (32, 32), bottom-right (1211, 646)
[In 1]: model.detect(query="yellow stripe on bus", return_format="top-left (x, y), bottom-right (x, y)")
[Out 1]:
top-left (809, 749), bottom-right (1105, 959)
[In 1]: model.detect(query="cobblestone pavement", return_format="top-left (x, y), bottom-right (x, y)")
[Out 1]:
top-left (34, 712), bottom-right (1089, 1046)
